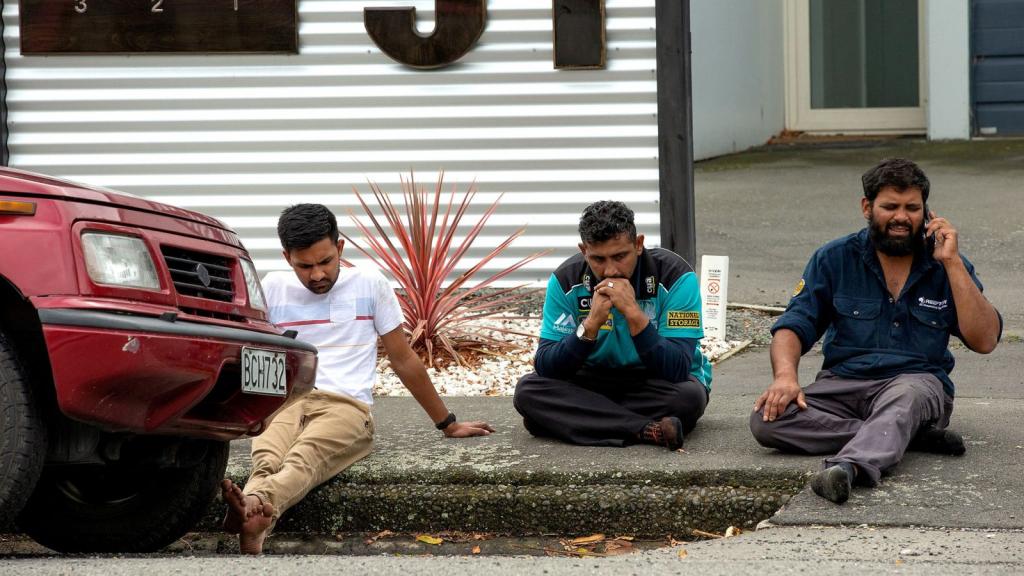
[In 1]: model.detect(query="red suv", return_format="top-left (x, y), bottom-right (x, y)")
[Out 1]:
top-left (0, 167), bottom-right (317, 552)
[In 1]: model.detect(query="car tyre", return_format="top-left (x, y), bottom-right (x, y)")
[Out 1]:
top-left (0, 331), bottom-right (47, 528)
top-left (18, 439), bottom-right (228, 553)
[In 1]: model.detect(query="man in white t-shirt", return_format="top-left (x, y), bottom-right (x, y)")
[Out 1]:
top-left (221, 203), bottom-right (494, 554)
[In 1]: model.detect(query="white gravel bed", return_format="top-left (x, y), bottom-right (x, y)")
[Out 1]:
top-left (373, 316), bottom-right (747, 397)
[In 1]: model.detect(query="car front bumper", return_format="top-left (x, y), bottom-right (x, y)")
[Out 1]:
top-left (38, 308), bottom-right (317, 440)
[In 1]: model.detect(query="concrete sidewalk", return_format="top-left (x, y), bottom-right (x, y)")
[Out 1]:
top-left (203, 339), bottom-right (1024, 537)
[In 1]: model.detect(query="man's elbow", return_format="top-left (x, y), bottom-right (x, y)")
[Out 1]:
top-left (533, 359), bottom-right (555, 378)
top-left (966, 332), bottom-right (1000, 355)
top-left (972, 337), bottom-right (999, 355)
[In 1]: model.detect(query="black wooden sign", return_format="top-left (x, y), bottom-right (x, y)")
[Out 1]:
top-left (19, 0), bottom-right (298, 54)
top-left (553, 0), bottom-right (605, 69)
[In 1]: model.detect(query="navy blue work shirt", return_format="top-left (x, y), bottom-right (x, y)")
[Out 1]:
top-left (772, 228), bottom-right (1001, 397)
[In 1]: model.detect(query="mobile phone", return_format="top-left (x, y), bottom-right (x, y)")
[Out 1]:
top-left (922, 202), bottom-right (935, 253)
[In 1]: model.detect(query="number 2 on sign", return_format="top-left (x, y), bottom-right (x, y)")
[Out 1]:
top-left (152, 0), bottom-right (164, 12)
top-left (74, 0), bottom-right (87, 14)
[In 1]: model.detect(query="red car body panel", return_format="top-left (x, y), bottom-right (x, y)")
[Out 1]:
top-left (39, 317), bottom-right (316, 440)
top-left (0, 167), bottom-right (317, 441)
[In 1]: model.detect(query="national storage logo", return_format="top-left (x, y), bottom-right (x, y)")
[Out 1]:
top-left (667, 311), bottom-right (700, 328)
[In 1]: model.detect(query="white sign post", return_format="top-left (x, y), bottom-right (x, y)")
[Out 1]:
top-left (699, 255), bottom-right (729, 341)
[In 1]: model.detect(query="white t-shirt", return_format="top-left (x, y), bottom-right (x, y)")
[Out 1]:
top-left (262, 267), bottom-right (404, 405)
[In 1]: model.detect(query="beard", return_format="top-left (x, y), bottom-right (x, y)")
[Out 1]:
top-left (868, 214), bottom-right (925, 257)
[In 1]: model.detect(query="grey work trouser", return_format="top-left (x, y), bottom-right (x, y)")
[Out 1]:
top-left (749, 371), bottom-right (952, 486)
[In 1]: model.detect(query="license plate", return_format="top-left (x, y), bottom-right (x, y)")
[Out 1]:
top-left (241, 347), bottom-right (288, 397)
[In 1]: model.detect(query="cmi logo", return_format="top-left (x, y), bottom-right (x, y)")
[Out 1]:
top-left (667, 311), bottom-right (700, 328)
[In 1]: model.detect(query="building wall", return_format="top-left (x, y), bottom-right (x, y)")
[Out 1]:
top-left (3, 0), bottom-right (661, 284)
top-left (691, 0), bottom-right (786, 160)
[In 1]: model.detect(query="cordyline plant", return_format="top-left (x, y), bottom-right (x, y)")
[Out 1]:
top-left (340, 171), bottom-right (550, 368)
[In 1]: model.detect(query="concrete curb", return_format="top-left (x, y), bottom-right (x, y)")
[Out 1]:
top-left (196, 396), bottom-right (818, 536)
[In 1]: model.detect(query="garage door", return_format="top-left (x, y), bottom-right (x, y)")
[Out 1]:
top-left (973, 0), bottom-right (1024, 135)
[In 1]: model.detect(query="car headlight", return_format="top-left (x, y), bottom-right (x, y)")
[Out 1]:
top-left (81, 232), bottom-right (160, 290)
top-left (240, 258), bottom-right (267, 312)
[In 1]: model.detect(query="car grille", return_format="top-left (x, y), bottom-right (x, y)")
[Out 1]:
top-left (161, 247), bottom-right (235, 302)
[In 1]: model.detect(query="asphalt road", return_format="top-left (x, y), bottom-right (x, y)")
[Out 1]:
top-left (3, 527), bottom-right (1023, 575)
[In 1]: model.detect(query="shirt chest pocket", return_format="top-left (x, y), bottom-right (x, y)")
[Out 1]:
top-left (329, 300), bottom-right (356, 322)
top-left (832, 296), bottom-right (882, 348)
top-left (908, 306), bottom-right (951, 358)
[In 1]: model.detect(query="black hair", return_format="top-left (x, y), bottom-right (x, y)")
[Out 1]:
top-left (277, 203), bottom-right (339, 252)
top-left (861, 158), bottom-right (930, 203)
top-left (578, 200), bottom-right (637, 244)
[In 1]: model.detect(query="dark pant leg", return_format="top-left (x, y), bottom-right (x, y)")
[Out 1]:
top-left (825, 372), bottom-right (946, 486)
top-left (617, 377), bottom-right (709, 434)
top-left (749, 372), bottom-right (865, 455)
top-left (513, 372), bottom-right (652, 447)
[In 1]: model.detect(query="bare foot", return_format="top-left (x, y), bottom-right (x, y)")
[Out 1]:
top-left (238, 499), bottom-right (274, 555)
top-left (221, 479), bottom-right (249, 534)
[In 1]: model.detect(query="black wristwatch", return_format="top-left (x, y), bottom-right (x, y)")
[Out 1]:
top-left (435, 412), bottom-right (457, 430)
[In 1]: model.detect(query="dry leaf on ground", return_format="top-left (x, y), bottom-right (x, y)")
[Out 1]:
top-left (678, 548), bottom-right (689, 559)
top-left (570, 533), bottom-right (606, 545)
top-left (602, 540), bottom-right (635, 556)
top-left (416, 534), bottom-right (444, 545)
top-left (363, 530), bottom-right (395, 545)
top-left (472, 545), bottom-right (481, 554)
top-left (724, 526), bottom-right (743, 538)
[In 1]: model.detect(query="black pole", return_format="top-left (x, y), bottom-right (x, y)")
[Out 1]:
top-left (655, 0), bottom-right (695, 265)
top-left (0, 0), bottom-right (8, 166)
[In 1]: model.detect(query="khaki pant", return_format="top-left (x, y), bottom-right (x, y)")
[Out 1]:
top-left (243, 389), bottom-right (374, 522)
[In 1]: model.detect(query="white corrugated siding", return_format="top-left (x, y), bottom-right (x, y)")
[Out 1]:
top-left (4, 0), bottom-right (659, 284)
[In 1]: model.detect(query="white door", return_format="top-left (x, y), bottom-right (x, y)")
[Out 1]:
top-left (785, 0), bottom-right (926, 133)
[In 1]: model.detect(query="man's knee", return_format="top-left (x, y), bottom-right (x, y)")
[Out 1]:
top-left (659, 380), bottom-right (708, 430)
top-left (748, 405), bottom-right (802, 449)
top-left (512, 372), bottom-right (548, 415)
top-left (749, 409), bottom-right (778, 448)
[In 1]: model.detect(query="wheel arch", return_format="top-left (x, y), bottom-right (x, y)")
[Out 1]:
top-left (0, 274), bottom-right (56, 405)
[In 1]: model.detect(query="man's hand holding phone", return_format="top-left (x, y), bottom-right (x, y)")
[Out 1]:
top-left (924, 208), bottom-right (960, 264)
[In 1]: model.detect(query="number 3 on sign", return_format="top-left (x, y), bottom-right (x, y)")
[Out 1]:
top-left (74, 0), bottom-right (87, 14)
top-left (152, 0), bottom-right (164, 12)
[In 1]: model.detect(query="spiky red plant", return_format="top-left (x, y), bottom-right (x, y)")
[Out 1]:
top-left (340, 172), bottom-right (549, 368)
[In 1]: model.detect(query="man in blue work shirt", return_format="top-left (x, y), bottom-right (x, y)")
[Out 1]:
top-left (514, 200), bottom-right (711, 450)
top-left (750, 158), bottom-right (1002, 504)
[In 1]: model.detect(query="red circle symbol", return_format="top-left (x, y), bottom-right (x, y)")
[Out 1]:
top-left (707, 281), bottom-right (720, 294)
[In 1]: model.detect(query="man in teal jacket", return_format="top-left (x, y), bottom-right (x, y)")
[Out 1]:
top-left (514, 200), bottom-right (711, 450)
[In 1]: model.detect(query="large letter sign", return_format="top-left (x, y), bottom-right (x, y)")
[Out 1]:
top-left (364, 0), bottom-right (486, 69)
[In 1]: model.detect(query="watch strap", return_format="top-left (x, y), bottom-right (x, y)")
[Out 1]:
top-left (435, 412), bottom-right (457, 430)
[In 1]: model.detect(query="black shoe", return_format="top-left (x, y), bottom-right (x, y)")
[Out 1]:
top-left (640, 417), bottom-right (685, 451)
top-left (909, 426), bottom-right (966, 456)
top-left (810, 463), bottom-right (854, 504)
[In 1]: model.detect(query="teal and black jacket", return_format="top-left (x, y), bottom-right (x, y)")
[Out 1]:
top-left (535, 247), bottom-right (712, 392)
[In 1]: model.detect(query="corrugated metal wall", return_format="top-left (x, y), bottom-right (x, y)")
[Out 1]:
top-left (972, 0), bottom-right (1024, 135)
top-left (4, 0), bottom-right (660, 284)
